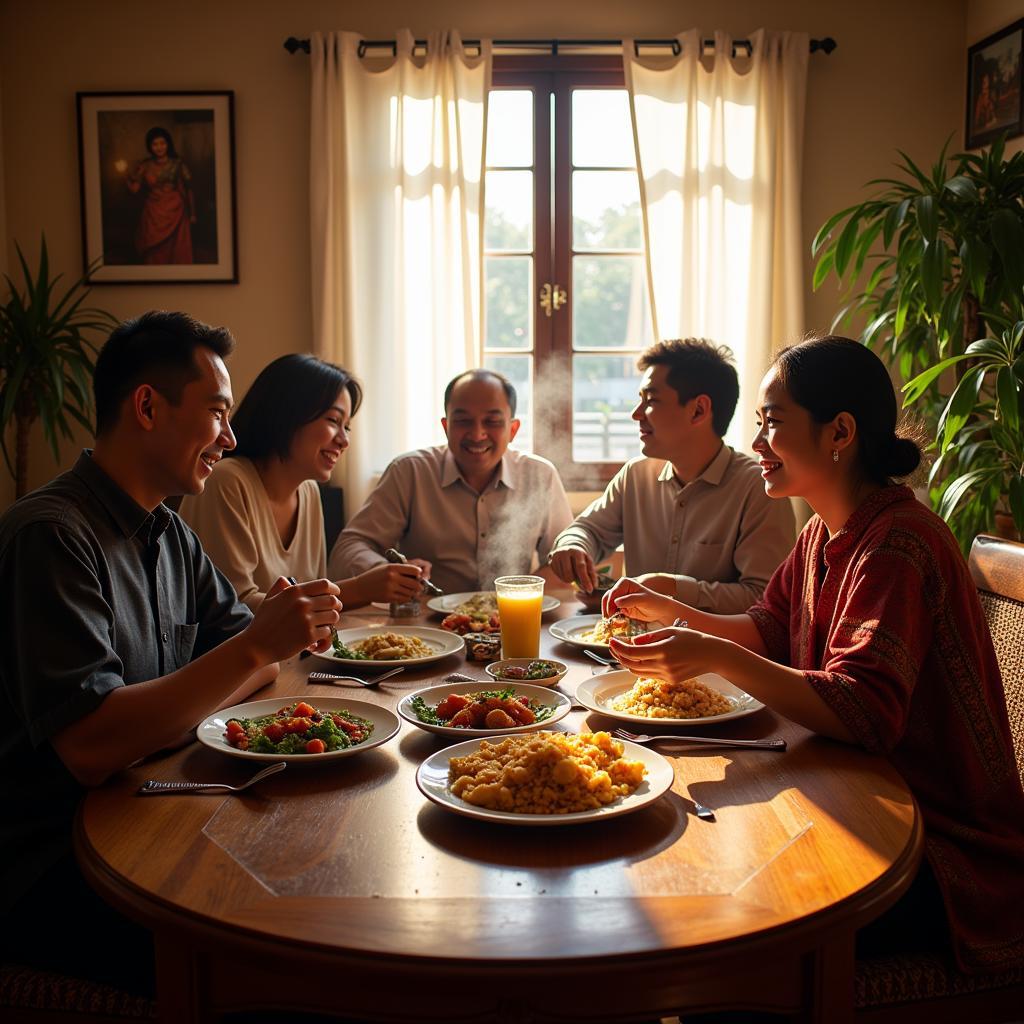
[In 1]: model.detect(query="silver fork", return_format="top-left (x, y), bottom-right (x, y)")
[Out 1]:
top-left (138, 761), bottom-right (287, 795)
top-left (307, 667), bottom-right (405, 688)
top-left (613, 728), bottom-right (787, 752)
top-left (584, 649), bottom-right (619, 668)
top-left (691, 799), bottom-right (717, 821)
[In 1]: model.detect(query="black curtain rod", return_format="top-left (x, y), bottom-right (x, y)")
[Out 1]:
top-left (284, 36), bottom-right (837, 59)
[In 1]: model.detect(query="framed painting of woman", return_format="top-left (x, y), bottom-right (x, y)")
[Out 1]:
top-left (76, 91), bottom-right (238, 284)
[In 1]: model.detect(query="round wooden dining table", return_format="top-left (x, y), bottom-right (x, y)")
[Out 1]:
top-left (75, 589), bottom-right (923, 1024)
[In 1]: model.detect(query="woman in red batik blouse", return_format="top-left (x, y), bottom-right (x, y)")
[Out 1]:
top-left (605, 336), bottom-right (1024, 974)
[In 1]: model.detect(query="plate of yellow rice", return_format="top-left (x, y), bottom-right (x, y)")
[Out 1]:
top-left (416, 729), bottom-right (673, 825)
top-left (575, 670), bottom-right (764, 725)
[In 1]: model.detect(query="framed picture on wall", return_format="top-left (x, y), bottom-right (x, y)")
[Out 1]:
top-left (76, 91), bottom-right (238, 284)
top-left (966, 20), bottom-right (1024, 149)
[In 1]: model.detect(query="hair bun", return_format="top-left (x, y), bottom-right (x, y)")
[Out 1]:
top-left (886, 435), bottom-right (921, 478)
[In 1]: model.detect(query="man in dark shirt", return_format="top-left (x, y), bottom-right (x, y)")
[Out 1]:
top-left (0, 311), bottom-right (342, 992)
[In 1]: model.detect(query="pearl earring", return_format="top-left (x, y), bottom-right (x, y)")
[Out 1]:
top-left (832, 449), bottom-right (839, 463)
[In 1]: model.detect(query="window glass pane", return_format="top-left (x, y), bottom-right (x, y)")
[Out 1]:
top-left (572, 355), bottom-right (642, 463)
top-left (485, 170), bottom-right (533, 251)
top-left (572, 90), bottom-right (635, 168)
top-left (486, 90), bottom-right (534, 168)
top-left (484, 353), bottom-right (533, 453)
top-left (572, 255), bottom-right (653, 349)
top-left (485, 256), bottom-right (532, 350)
top-left (572, 171), bottom-right (642, 250)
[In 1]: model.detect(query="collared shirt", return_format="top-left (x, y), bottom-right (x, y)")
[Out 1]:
top-left (0, 451), bottom-right (251, 909)
top-left (328, 445), bottom-right (573, 594)
top-left (550, 447), bottom-right (795, 613)
top-left (748, 486), bottom-right (1024, 974)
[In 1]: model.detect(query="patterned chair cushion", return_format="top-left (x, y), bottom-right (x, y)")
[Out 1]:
top-left (0, 963), bottom-right (156, 1018)
top-left (854, 951), bottom-right (1024, 1008)
top-left (979, 591), bottom-right (1024, 786)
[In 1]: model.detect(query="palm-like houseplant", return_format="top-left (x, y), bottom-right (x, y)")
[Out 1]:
top-left (0, 238), bottom-right (116, 498)
top-left (812, 137), bottom-right (1024, 550)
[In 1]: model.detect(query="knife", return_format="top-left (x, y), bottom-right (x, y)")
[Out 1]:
top-left (384, 548), bottom-right (444, 596)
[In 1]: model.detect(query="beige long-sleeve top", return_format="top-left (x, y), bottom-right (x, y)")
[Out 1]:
top-left (328, 445), bottom-right (573, 595)
top-left (549, 447), bottom-right (796, 614)
top-left (179, 457), bottom-right (325, 611)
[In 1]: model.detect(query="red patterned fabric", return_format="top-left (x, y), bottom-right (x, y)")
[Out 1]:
top-left (748, 486), bottom-right (1024, 974)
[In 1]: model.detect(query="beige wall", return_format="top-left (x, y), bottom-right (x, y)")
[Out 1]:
top-left (0, 0), bottom-right (966, 509)
top-left (968, 0), bottom-right (1024, 41)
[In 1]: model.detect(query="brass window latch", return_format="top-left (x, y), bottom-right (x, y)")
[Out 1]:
top-left (539, 282), bottom-right (567, 317)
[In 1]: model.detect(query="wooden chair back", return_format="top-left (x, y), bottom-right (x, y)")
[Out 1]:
top-left (969, 534), bottom-right (1024, 787)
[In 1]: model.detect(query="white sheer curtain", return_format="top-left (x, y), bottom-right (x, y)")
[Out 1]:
top-left (624, 29), bottom-right (808, 453)
top-left (310, 29), bottom-right (490, 512)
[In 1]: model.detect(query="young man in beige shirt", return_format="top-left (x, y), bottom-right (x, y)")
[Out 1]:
top-left (549, 339), bottom-right (795, 614)
top-left (329, 369), bottom-right (572, 594)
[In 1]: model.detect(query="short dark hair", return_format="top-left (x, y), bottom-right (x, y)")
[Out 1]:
top-left (94, 311), bottom-right (235, 435)
top-left (443, 369), bottom-right (517, 418)
top-left (145, 126), bottom-right (178, 158)
top-left (772, 336), bottom-right (922, 485)
top-left (637, 338), bottom-right (739, 437)
top-left (228, 354), bottom-right (363, 463)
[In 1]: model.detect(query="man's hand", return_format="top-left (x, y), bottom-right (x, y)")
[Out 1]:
top-left (602, 576), bottom-right (684, 622)
top-left (247, 577), bottom-right (342, 662)
top-left (549, 548), bottom-right (598, 592)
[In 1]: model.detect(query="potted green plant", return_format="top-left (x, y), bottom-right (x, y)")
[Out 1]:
top-left (812, 136), bottom-right (1024, 550)
top-left (0, 237), bottom-right (116, 498)
top-left (902, 320), bottom-right (1023, 545)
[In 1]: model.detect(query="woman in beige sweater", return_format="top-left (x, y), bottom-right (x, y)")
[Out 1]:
top-left (180, 354), bottom-right (424, 610)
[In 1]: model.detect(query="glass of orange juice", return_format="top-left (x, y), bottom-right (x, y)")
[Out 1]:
top-left (494, 575), bottom-right (545, 659)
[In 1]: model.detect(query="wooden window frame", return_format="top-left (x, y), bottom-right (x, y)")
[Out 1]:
top-left (490, 56), bottom-right (638, 491)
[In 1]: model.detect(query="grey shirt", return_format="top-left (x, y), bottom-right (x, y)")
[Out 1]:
top-left (0, 452), bottom-right (251, 908)
top-left (550, 447), bottom-right (796, 613)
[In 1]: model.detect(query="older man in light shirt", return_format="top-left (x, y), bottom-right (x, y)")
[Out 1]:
top-left (329, 369), bottom-right (572, 595)
top-left (549, 339), bottom-right (795, 614)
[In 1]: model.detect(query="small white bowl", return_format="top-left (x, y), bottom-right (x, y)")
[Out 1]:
top-left (484, 658), bottom-right (568, 688)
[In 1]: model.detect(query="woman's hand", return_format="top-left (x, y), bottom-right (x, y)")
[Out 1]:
top-left (609, 626), bottom-right (726, 681)
top-left (602, 577), bottom-right (686, 623)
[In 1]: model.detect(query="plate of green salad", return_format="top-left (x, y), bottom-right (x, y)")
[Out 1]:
top-left (397, 681), bottom-right (572, 738)
top-left (197, 697), bottom-right (401, 761)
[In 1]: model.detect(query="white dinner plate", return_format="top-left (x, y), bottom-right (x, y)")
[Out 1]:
top-left (417, 735), bottom-right (674, 826)
top-left (575, 670), bottom-right (765, 726)
top-left (397, 681), bottom-right (572, 738)
top-left (310, 625), bottom-right (465, 668)
top-left (197, 696), bottom-right (401, 762)
top-left (548, 614), bottom-right (647, 650)
top-left (426, 591), bottom-right (561, 616)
